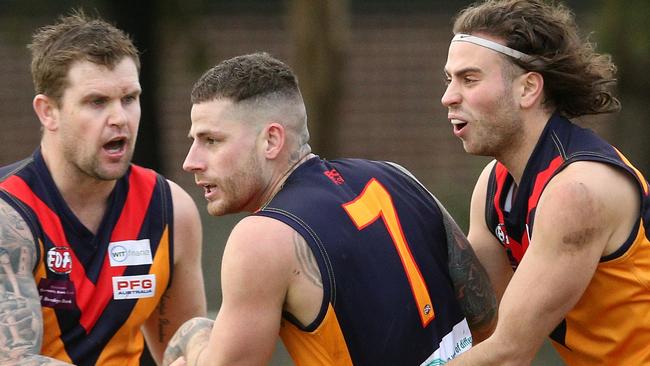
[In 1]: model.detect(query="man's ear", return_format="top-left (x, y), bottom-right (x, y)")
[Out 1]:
top-left (33, 94), bottom-right (59, 131)
top-left (263, 122), bottom-right (285, 159)
top-left (519, 71), bottom-right (544, 109)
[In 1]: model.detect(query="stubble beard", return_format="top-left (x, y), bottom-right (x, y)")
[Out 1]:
top-left (465, 89), bottom-right (522, 158)
top-left (206, 153), bottom-right (264, 217)
top-left (64, 142), bottom-right (133, 182)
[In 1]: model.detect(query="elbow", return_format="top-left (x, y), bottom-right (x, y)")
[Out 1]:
top-left (474, 329), bottom-right (539, 366)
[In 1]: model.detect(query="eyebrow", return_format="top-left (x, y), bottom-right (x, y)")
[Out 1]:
top-left (188, 129), bottom-right (224, 139)
top-left (125, 88), bottom-right (142, 96)
top-left (444, 66), bottom-right (483, 77)
top-left (80, 87), bottom-right (141, 101)
top-left (81, 92), bottom-right (108, 100)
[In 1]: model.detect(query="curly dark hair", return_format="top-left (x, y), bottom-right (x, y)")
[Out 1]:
top-left (191, 52), bottom-right (301, 105)
top-left (453, 0), bottom-right (620, 118)
top-left (28, 9), bottom-right (139, 105)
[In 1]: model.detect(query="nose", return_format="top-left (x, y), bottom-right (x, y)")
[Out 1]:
top-left (108, 102), bottom-right (129, 127)
top-left (441, 82), bottom-right (461, 108)
top-left (183, 143), bottom-right (205, 173)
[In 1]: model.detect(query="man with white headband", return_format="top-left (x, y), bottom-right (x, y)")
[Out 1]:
top-left (442, 0), bottom-right (650, 365)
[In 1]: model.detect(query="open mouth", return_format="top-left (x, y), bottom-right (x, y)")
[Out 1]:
top-left (200, 183), bottom-right (217, 195)
top-left (451, 119), bottom-right (468, 133)
top-left (104, 138), bottom-right (126, 154)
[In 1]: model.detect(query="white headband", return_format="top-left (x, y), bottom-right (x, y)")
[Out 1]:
top-left (452, 33), bottom-right (538, 64)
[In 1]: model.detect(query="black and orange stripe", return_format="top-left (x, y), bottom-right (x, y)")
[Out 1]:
top-left (0, 150), bottom-right (173, 366)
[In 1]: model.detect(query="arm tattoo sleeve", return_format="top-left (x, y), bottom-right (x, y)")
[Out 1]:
top-left (163, 317), bottom-right (213, 366)
top-left (438, 202), bottom-right (497, 336)
top-left (0, 199), bottom-right (70, 365)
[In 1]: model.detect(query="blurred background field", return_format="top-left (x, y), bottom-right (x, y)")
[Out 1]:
top-left (2, 1), bottom-right (649, 364)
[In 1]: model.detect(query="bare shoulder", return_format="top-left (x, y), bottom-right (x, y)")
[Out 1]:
top-left (537, 161), bottom-right (638, 255)
top-left (468, 159), bottom-right (500, 243)
top-left (468, 159), bottom-right (497, 223)
top-left (166, 179), bottom-right (202, 261)
top-left (476, 159), bottom-right (498, 185)
top-left (227, 216), bottom-right (296, 261)
top-left (231, 216), bottom-right (320, 280)
top-left (167, 179), bottom-right (200, 219)
top-left (222, 216), bottom-right (299, 287)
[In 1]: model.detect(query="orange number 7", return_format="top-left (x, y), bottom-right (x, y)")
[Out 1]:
top-left (342, 178), bottom-right (434, 327)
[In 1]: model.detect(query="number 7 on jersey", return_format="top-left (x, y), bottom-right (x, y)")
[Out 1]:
top-left (343, 178), bottom-right (434, 327)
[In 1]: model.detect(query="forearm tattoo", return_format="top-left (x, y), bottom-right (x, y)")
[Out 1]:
top-left (0, 199), bottom-right (69, 365)
top-left (292, 232), bottom-right (322, 288)
top-left (157, 292), bottom-right (171, 343)
top-left (163, 317), bottom-right (213, 366)
top-left (441, 208), bottom-right (497, 335)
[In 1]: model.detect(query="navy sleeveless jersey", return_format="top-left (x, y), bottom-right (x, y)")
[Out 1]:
top-left (0, 149), bottom-right (174, 366)
top-left (255, 157), bottom-right (471, 366)
top-left (485, 114), bottom-right (650, 364)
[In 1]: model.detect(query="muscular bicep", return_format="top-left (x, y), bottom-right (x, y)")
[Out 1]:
top-left (436, 198), bottom-right (497, 343)
top-left (0, 198), bottom-right (46, 362)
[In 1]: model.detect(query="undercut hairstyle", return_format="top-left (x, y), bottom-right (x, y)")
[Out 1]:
top-left (191, 52), bottom-right (302, 105)
top-left (191, 52), bottom-right (309, 146)
top-left (453, 0), bottom-right (620, 118)
top-left (28, 10), bottom-right (140, 104)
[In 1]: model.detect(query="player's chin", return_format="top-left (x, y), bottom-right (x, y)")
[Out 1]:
top-left (206, 201), bottom-right (228, 217)
top-left (95, 164), bottom-right (130, 180)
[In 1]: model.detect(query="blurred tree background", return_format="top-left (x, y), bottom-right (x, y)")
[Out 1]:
top-left (1, 1), bottom-right (648, 365)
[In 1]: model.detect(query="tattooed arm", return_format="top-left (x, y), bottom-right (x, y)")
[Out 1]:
top-left (163, 317), bottom-right (213, 366)
top-left (0, 198), bottom-right (71, 365)
top-left (435, 198), bottom-right (497, 343)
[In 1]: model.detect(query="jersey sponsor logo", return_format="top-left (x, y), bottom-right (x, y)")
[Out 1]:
top-left (38, 278), bottom-right (76, 309)
top-left (420, 318), bottom-right (472, 365)
top-left (112, 274), bottom-right (156, 300)
top-left (495, 223), bottom-right (510, 245)
top-left (324, 169), bottom-right (345, 185)
top-left (46, 246), bottom-right (72, 274)
top-left (108, 239), bottom-right (153, 267)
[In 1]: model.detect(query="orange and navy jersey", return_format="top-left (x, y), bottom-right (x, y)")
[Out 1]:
top-left (485, 114), bottom-right (650, 364)
top-left (0, 149), bottom-right (174, 366)
top-left (255, 157), bottom-right (472, 366)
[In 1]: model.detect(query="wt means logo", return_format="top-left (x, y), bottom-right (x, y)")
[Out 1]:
top-left (108, 239), bottom-right (153, 267)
